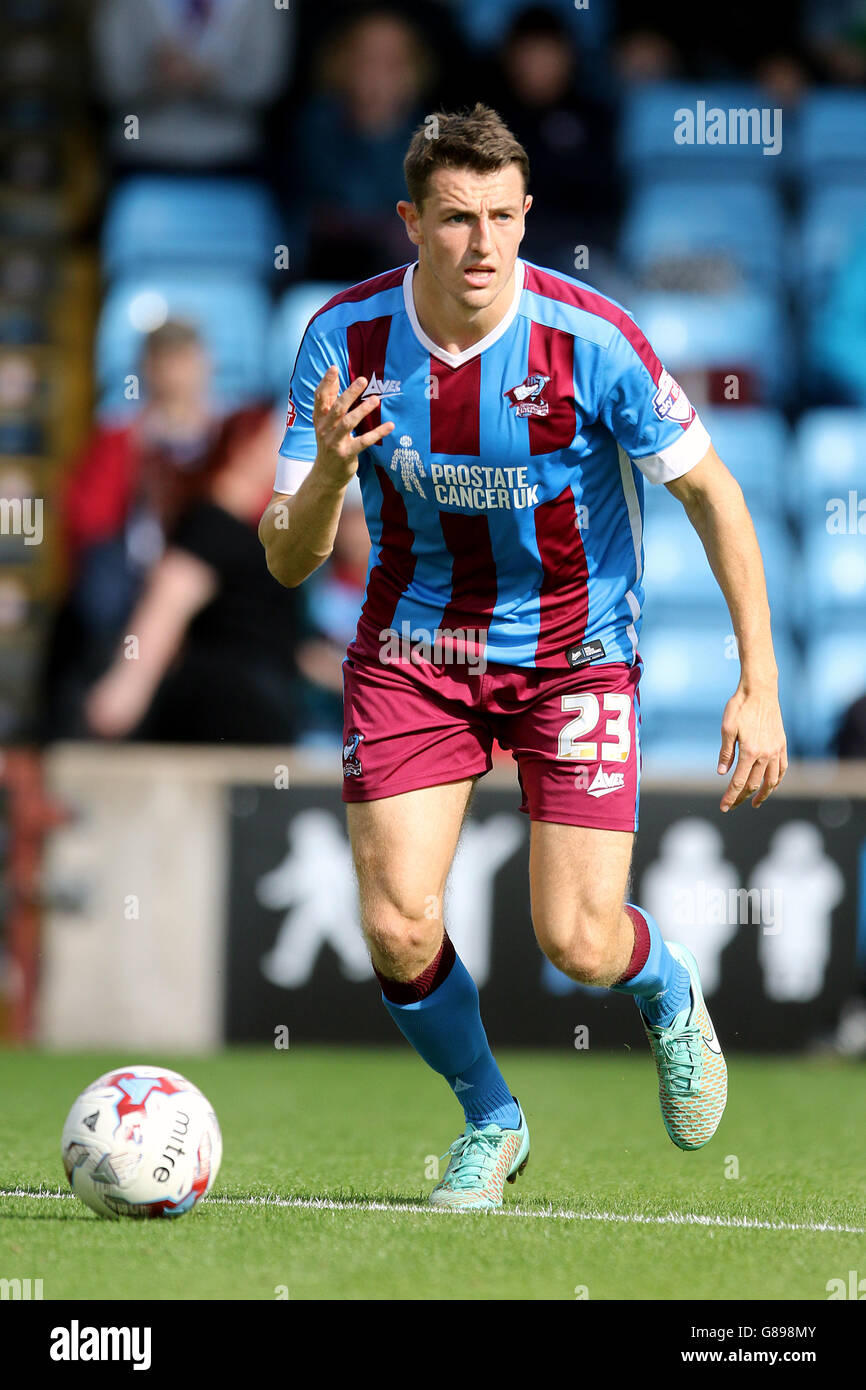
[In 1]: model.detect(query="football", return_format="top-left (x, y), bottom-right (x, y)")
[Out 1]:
top-left (61, 1065), bottom-right (222, 1219)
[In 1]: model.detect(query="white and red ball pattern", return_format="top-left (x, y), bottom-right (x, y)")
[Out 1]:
top-left (61, 1065), bottom-right (222, 1219)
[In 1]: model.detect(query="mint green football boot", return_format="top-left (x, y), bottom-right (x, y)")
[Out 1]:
top-left (641, 941), bottom-right (728, 1150)
top-left (429, 1101), bottom-right (530, 1211)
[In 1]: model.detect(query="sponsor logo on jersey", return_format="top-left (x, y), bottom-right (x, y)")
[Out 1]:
top-left (285, 393), bottom-right (297, 428)
top-left (504, 373), bottom-right (551, 417)
top-left (586, 767), bottom-right (625, 798)
top-left (342, 731), bottom-right (364, 778)
top-left (390, 435), bottom-right (427, 498)
top-left (362, 371), bottom-right (402, 400)
top-left (651, 368), bottom-right (695, 426)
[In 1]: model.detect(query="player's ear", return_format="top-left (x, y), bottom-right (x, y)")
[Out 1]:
top-left (397, 200), bottom-right (423, 246)
top-left (523, 194), bottom-right (533, 218)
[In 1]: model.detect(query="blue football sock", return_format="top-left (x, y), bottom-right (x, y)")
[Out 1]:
top-left (382, 950), bottom-right (520, 1131)
top-left (610, 903), bottom-right (692, 1028)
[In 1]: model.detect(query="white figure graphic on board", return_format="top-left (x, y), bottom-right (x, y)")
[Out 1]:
top-left (639, 818), bottom-right (740, 995)
top-left (753, 822), bottom-right (844, 1002)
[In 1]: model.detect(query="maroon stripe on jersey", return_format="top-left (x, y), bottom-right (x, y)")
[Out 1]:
top-left (359, 465), bottom-right (417, 643)
top-left (527, 321), bottom-right (577, 456)
top-left (533, 485), bottom-right (589, 667)
top-left (311, 265), bottom-right (408, 323)
top-left (523, 263), bottom-right (664, 387)
top-left (439, 511), bottom-right (498, 647)
top-left (429, 356), bottom-right (481, 456)
top-left (347, 315), bottom-right (392, 433)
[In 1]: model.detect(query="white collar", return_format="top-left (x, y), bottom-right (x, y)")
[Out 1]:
top-left (402, 259), bottom-right (525, 368)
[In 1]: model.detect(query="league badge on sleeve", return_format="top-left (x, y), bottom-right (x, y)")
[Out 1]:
top-left (285, 392), bottom-right (297, 429)
top-left (651, 368), bottom-right (695, 426)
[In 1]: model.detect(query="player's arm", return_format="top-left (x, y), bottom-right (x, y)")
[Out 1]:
top-left (258, 366), bottom-right (394, 588)
top-left (665, 444), bottom-right (788, 811)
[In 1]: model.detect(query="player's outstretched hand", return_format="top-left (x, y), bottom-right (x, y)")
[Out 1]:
top-left (313, 366), bottom-right (395, 485)
top-left (717, 685), bottom-right (788, 812)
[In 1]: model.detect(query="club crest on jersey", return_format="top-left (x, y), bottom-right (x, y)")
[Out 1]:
top-left (342, 731), bottom-right (364, 778)
top-left (651, 369), bottom-right (695, 426)
top-left (390, 435), bottom-right (426, 498)
top-left (361, 371), bottom-right (402, 400)
top-left (504, 373), bottom-right (551, 417)
top-left (285, 392), bottom-right (297, 428)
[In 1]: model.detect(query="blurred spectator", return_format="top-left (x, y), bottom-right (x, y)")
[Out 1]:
top-left (83, 411), bottom-right (300, 744)
top-left (295, 481), bottom-right (369, 746)
top-left (92, 0), bottom-right (292, 172)
top-left (812, 219), bottom-right (866, 405)
top-left (614, 0), bottom-right (810, 92)
top-left (39, 321), bottom-right (275, 738)
top-left (804, 0), bottom-right (866, 84)
top-left (836, 692), bottom-right (866, 757)
top-left (288, 6), bottom-right (434, 280)
top-left (480, 6), bottom-right (620, 272)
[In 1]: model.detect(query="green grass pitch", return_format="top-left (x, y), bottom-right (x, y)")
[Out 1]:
top-left (1, 1046), bottom-right (864, 1300)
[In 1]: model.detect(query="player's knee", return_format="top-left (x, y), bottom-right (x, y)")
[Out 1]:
top-left (536, 914), bottom-right (616, 984)
top-left (361, 899), bottom-right (442, 979)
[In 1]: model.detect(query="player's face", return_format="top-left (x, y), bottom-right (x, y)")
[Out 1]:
top-left (401, 164), bottom-right (532, 314)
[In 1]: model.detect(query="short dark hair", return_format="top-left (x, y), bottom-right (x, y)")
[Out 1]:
top-left (403, 103), bottom-right (530, 208)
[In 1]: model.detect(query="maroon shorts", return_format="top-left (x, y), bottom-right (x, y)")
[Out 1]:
top-left (341, 652), bottom-right (642, 831)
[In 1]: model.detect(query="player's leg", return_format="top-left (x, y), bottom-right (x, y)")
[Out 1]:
top-left (494, 657), bottom-right (726, 1149)
top-left (528, 821), bottom-right (688, 1006)
top-left (529, 820), bottom-right (727, 1150)
top-left (348, 783), bottom-right (530, 1207)
top-left (347, 780), bottom-right (519, 1128)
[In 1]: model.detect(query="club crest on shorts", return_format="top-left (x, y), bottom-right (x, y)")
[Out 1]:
top-left (504, 373), bottom-right (551, 417)
top-left (651, 368), bottom-right (695, 426)
top-left (342, 731), bottom-right (365, 778)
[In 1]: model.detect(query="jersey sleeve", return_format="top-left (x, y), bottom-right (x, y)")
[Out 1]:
top-left (274, 319), bottom-right (347, 494)
top-left (597, 317), bottom-right (711, 484)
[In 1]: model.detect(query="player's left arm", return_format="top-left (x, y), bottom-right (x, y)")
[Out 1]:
top-left (665, 444), bottom-right (788, 811)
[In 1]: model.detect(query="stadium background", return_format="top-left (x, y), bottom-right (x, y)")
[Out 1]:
top-left (1, 0), bottom-right (865, 1057)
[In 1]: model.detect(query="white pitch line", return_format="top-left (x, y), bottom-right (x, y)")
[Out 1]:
top-left (2, 1188), bottom-right (863, 1236)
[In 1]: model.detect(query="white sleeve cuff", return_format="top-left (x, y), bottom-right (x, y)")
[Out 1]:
top-left (274, 455), bottom-right (315, 494)
top-left (633, 416), bottom-right (711, 485)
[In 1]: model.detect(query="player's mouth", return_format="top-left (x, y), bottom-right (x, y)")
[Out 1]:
top-left (462, 265), bottom-right (496, 288)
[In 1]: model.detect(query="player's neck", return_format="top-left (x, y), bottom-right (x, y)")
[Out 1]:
top-left (411, 260), bottom-right (517, 356)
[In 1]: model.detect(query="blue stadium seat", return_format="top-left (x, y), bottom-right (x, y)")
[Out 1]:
top-left (629, 289), bottom-right (789, 404)
top-left (799, 184), bottom-right (866, 310)
top-left (641, 506), bottom-right (792, 626)
top-left (698, 407), bottom-right (791, 518)
top-left (638, 617), bottom-right (799, 764)
top-left (619, 181), bottom-right (785, 290)
top-left (801, 525), bottom-right (866, 629)
top-left (96, 274), bottom-right (271, 417)
top-left (794, 409), bottom-right (866, 512)
top-left (619, 84), bottom-right (788, 184)
top-left (270, 283), bottom-right (348, 399)
top-left (798, 92), bottom-right (866, 184)
top-left (101, 178), bottom-right (280, 279)
top-left (802, 625), bottom-right (866, 754)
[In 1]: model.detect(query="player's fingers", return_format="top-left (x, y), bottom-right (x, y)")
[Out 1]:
top-left (720, 748), bottom-right (760, 812)
top-left (324, 376), bottom-right (370, 427)
top-left (752, 754), bottom-right (782, 807)
top-left (341, 395), bottom-right (385, 433)
top-left (313, 365), bottom-right (340, 420)
top-left (352, 420), bottom-right (396, 453)
top-left (717, 719), bottom-right (737, 774)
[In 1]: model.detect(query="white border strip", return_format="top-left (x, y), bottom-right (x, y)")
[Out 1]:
top-left (2, 1188), bottom-right (862, 1235)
